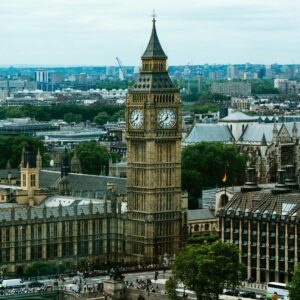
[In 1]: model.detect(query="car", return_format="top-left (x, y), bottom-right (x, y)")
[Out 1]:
top-left (224, 289), bottom-right (240, 296)
top-left (28, 281), bottom-right (44, 288)
top-left (240, 291), bottom-right (256, 299)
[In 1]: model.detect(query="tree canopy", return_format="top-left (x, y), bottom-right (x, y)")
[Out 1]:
top-left (182, 142), bottom-right (247, 208)
top-left (287, 265), bottom-right (300, 300)
top-left (171, 242), bottom-right (245, 300)
top-left (0, 103), bottom-right (124, 123)
top-left (93, 111), bottom-right (110, 125)
top-left (24, 262), bottom-right (65, 277)
top-left (75, 141), bottom-right (110, 175)
top-left (0, 135), bottom-right (48, 168)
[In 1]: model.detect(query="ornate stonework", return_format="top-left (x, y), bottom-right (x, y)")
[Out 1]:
top-left (126, 18), bottom-right (184, 263)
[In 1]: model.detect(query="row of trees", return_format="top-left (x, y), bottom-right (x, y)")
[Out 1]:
top-left (0, 138), bottom-right (247, 200)
top-left (0, 104), bottom-right (124, 124)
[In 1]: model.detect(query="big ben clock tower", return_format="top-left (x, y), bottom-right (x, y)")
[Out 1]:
top-left (126, 17), bottom-right (183, 263)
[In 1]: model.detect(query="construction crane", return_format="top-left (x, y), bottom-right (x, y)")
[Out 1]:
top-left (116, 57), bottom-right (126, 80)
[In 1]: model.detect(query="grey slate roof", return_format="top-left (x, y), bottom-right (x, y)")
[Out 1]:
top-left (40, 170), bottom-right (127, 194)
top-left (240, 123), bottom-right (274, 143)
top-left (220, 111), bottom-right (258, 122)
top-left (142, 20), bottom-right (167, 59)
top-left (129, 73), bottom-right (177, 92)
top-left (240, 122), bottom-right (300, 143)
top-left (284, 122), bottom-right (300, 136)
top-left (188, 208), bottom-right (216, 221)
top-left (0, 168), bottom-right (19, 179)
top-left (219, 190), bottom-right (300, 217)
top-left (185, 124), bottom-right (234, 143)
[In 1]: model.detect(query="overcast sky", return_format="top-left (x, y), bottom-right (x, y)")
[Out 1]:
top-left (1, 0), bottom-right (300, 66)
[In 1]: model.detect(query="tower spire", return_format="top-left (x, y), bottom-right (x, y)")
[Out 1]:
top-left (142, 16), bottom-right (167, 60)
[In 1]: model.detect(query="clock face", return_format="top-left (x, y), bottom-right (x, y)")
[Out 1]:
top-left (157, 109), bottom-right (176, 129)
top-left (129, 109), bottom-right (144, 129)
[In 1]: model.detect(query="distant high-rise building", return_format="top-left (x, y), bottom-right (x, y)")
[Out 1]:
top-left (211, 82), bottom-right (251, 97)
top-left (79, 73), bottom-right (87, 83)
top-left (227, 65), bottom-right (237, 80)
top-left (35, 70), bottom-right (49, 83)
top-left (265, 65), bottom-right (273, 79)
top-left (49, 72), bottom-right (63, 84)
top-left (198, 75), bottom-right (203, 94)
top-left (183, 65), bottom-right (191, 77)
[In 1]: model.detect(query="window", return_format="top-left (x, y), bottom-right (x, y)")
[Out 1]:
top-left (205, 224), bottom-right (210, 231)
top-left (30, 174), bottom-right (36, 187)
top-left (22, 174), bottom-right (26, 187)
top-left (194, 225), bottom-right (199, 232)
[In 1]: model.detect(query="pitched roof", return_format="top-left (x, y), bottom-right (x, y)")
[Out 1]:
top-left (240, 123), bottom-right (274, 143)
top-left (218, 189), bottom-right (300, 217)
top-left (220, 111), bottom-right (258, 122)
top-left (185, 124), bottom-right (233, 143)
top-left (142, 19), bottom-right (167, 59)
top-left (187, 208), bottom-right (216, 221)
top-left (40, 170), bottom-right (127, 194)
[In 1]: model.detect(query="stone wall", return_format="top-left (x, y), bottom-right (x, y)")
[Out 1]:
top-left (125, 288), bottom-right (169, 300)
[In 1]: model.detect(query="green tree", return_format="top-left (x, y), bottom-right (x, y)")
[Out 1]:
top-left (24, 262), bottom-right (65, 277)
top-left (75, 141), bottom-right (110, 175)
top-left (165, 277), bottom-right (180, 300)
top-left (172, 242), bottom-right (245, 300)
top-left (93, 111), bottom-right (110, 125)
top-left (63, 112), bottom-right (83, 124)
top-left (287, 265), bottom-right (300, 300)
top-left (182, 142), bottom-right (247, 208)
top-left (0, 136), bottom-right (48, 168)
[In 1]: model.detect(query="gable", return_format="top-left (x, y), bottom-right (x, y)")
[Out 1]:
top-left (278, 124), bottom-right (292, 143)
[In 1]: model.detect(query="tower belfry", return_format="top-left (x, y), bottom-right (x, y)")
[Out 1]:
top-left (126, 18), bottom-right (183, 263)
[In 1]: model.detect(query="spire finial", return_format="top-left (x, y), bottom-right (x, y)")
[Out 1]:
top-left (152, 10), bottom-right (156, 23)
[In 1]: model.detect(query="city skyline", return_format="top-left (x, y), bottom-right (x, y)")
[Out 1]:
top-left (0, 0), bottom-right (300, 66)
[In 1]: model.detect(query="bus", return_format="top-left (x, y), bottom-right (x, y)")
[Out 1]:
top-left (267, 282), bottom-right (289, 300)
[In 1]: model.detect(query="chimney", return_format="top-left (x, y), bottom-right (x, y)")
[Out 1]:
top-left (272, 169), bottom-right (290, 194)
top-left (241, 167), bottom-right (261, 192)
top-left (285, 165), bottom-right (299, 190)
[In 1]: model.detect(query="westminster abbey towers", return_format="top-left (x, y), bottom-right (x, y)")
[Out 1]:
top-left (126, 18), bottom-right (184, 263)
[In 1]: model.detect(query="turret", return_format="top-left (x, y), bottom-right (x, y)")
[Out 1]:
top-left (36, 148), bottom-right (42, 169)
top-left (20, 144), bottom-right (41, 200)
top-left (272, 121), bottom-right (278, 144)
top-left (258, 133), bottom-right (267, 159)
top-left (61, 147), bottom-right (70, 178)
top-left (6, 160), bottom-right (12, 183)
top-left (70, 150), bottom-right (82, 173)
top-left (292, 122), bottom-right (298, 142)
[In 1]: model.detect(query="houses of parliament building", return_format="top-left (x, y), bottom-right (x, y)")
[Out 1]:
top-left (0, 19), bottom-right (188, 274)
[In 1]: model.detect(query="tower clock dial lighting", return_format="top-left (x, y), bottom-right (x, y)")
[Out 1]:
top-left (129, 109), bottom-right (144, 129)
top-left (157, 108), bottom-right (176, 129)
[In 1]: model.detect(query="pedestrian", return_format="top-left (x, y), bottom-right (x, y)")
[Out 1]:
top-left (272, 291), bottom-right (278, 300)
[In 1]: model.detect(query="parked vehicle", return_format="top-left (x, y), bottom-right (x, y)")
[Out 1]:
top-left (224, 289), bottom-right (240, 296)
top-left (1, 279), bottom-right (25, 288)
top-left (240, 291), bottom-right (256, 299)
top-left (28, 281), bottom-right (44, 288)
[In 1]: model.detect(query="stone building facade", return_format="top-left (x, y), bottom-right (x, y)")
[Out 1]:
top-left (0, 19), bottom-right (187, 274)
top-left (217, 168), bottom-right (300, 283)
top-left (125, 17), bottom-right (186, 263)
top-left (186, 111), bottom-right (300, 184)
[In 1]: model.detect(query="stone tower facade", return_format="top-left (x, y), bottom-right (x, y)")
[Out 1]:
top-left (126, 18), bottom-right (183, 263)
top-left (20, 146), bottom-right (41, 199)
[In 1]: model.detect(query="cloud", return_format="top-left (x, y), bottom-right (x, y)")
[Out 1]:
top-left (0, 0), bottom-right (299, 64)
